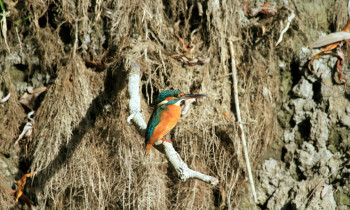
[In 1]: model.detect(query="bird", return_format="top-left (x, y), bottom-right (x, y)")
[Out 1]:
top-left (144, 90), bottom-right (206, 156)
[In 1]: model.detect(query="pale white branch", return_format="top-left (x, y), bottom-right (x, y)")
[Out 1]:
top-left (162, 141), bottom-right (219, 185)
top-left (127, 61), bottom-right (147, 136)
top-left (127, 61), bottom-right (218, 185)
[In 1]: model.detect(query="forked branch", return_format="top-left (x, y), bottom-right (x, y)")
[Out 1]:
top-left (127, 61), bottom-right (218, 185)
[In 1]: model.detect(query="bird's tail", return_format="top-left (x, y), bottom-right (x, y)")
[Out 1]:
top-left (144, 144), bottom-right (152, 157)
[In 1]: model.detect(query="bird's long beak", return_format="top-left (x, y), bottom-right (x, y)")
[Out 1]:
top-left (181, 94), bottom-right (207, 99)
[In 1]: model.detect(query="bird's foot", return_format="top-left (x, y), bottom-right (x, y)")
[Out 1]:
top-left (160, 137), bottom-right (172, 144)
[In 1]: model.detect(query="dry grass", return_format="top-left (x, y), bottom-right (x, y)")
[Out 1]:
top-left (0, 0), bottom-right (283, 209)
top-left (0, 175), bottom-right (14, 209)
top-left (0, 71), bottom-right (26, 153)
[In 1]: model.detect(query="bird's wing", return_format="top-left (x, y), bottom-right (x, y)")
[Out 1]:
top-left (145, 105), bottom-right (167, 144)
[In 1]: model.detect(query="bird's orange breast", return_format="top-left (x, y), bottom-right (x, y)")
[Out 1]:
top-left (149, 104), bottom-right (181, 145)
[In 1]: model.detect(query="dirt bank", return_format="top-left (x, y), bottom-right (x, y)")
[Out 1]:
top-left (0, 0), bottom-right (349, 209)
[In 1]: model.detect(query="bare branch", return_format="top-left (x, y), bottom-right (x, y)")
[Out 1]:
top-left (127, 61), bottom-right (219, 185)
top-left (127, 61), bottom-right (147, 136)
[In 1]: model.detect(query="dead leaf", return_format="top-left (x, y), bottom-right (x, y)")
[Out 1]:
top-left (19, 86), bottom-right (47, 109)
top-left (243, 1), bottom-right (277, 17)
top-left (260, 2), bottom-right (277, 16)
top-left (341, 20), bottom-right (350, 32)
top-left (223, 111), bottom-right (234, 122)
top-left (15, 171), bottom-right (35, 202)
top-left (309, 31), bottom-right (350, 48)
top-left (242, 1), bottom-right (250, 17)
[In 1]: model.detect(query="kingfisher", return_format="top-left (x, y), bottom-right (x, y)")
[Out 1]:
top-left (144, 90), bottom-right (206, 156)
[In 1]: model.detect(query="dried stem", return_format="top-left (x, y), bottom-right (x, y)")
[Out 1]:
top-left (228, 40), bottom-right (257, 202)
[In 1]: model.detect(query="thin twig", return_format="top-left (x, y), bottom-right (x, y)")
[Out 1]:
top-left (300, 178), bottom-right (325, 208)
top-left (144, 18), bottom-right (148, 61)
top-left (159, 49), bottom-right (167, 74)
top-left (218, 73), bottom-right (233, 78)
top-left (223, 111), bottom-right (235, 122)
top-left (15, 27), bottom-right (23, 57)
top-left (228, 40), bottom-right (257, 203)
